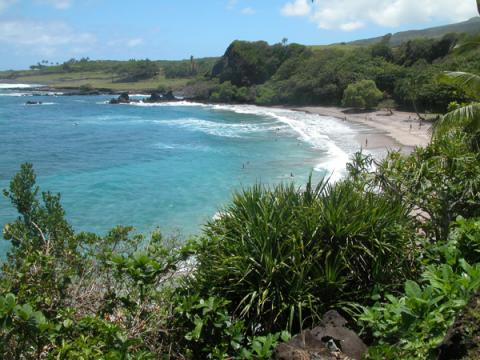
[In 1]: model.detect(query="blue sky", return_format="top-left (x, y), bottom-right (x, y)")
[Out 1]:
top-left (0, 0), bottom-right (478, 70)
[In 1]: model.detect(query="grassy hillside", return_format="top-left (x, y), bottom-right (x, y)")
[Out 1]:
top-left (0, 71), bottom-right (192, 91)
top-left (0, 57), bottom-right (218, 91)
top-left (350, 16), bottom-right (480, 46)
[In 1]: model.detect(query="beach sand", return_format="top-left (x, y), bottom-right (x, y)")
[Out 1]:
top-left (290, 106), bottom-right (432, 152)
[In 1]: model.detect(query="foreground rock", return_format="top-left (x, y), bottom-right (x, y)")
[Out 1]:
top-left (437, 292), bottom-right (480, 359)
top-left (275, 311), bottom-right (367, 360)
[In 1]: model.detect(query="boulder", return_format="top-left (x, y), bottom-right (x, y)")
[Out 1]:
top-left (109, 92), bottom-right (130, 104)
top-left (274, 311), bottom-right (367, 360)
top-left (118, 92), bottom-right (130, 102)
top-left (163, 90), bottom-right (175, 101)
top-left (145, 92), bottom-right (163, 102)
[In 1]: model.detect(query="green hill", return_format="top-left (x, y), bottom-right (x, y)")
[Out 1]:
top-left (349, 16), bottom-right (480, 46)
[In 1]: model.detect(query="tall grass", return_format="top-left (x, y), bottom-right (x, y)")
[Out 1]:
top-left (189, 177), bottom-right (417, 334)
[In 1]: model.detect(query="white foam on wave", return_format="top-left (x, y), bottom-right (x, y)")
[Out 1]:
top-left (160, 117), bottom-right (271, 138)
top-left (0, 92), bottom-right (28, 97)
top-left (0, 83), bottom-right (42, 89)
top-left (129, 100), bottom-right (209, 107)
top-left (101, 100), bottom-right (358, 181)
top-left (154, 142), bottom-right (214, 152)
top-left (208, 104), bottom-right (356, 181)
top-left (23, 102), bottom-right (56, 106)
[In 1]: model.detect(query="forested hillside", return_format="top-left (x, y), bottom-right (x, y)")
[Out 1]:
top-left (189, 32), bottom-right (480, 113)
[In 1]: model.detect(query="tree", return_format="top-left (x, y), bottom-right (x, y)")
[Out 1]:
top-left (342, 80), bottom-right (383, 110)
top-left (436, 71), bottom-right (480, 137)
top-left (378, 99), bottom-right (397, 115)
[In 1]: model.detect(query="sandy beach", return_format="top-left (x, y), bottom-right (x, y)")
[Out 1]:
top-left (290, 106), bottom-right (432, 151)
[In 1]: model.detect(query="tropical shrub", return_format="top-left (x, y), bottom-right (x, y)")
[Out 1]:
top-left (171, 294), bottom-right (289, 359)
top-left (358, 218), bottom-right (480, 359)
top-left (189, 178), bottom-right (417, 334)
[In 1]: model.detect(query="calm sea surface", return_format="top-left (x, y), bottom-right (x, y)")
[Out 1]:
top-left (0, 86), bottom-right (362, 254)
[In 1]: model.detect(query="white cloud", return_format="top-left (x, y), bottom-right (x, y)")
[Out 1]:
top-left (107, 37), bottom-right (145, 48)
top-left (281, 0), bottom-right (311, 17)
top-left (36, 0), bottom-right (73, 9)
top-left (226, 0), bottom-right (238, 10)
top-left (0, 0), bottom-right (17, 13)
top-left (241, 7), bottom-right (256, 15)
top-left (282, 0), bottom-right (478, 31)
top-left (126, 38), bottom-right (144, 47)
top-left (340, 21), bottom-right (364, 31)
top-left (0, 20), bottom-right (95, 56)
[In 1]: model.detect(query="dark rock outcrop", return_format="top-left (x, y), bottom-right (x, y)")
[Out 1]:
top-left (275, 311), bottom-right (367, 360)
top-left (109, 92), bottom-right (130, 104)
top-left (163, 90), bottom-right (175, 101)
top-left (146, 92), bottom-right (162, 102)
top-left (437, 292), bottom-right (480, 359)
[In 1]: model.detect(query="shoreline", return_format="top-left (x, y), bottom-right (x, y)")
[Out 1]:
top-left (288, 106), bottom-right (431, 151)
top-left (1, 82), bottom-right (432, 151)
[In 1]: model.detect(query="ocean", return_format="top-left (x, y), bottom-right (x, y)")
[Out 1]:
top-left (0, 85), bottom-right (363, 255)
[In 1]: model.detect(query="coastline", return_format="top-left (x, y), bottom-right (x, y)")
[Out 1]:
top-left (288, 106), bottom-right (431, 151)
top-left (1, 81), bottom-right (432, 151)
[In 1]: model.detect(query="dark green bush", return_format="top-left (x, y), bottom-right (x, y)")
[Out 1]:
top-left (190, 178), bottom-right (417, 334)
top-left (358, 218), bottom-right (480, 359)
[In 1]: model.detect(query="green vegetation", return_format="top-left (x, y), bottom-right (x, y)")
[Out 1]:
top-left (0, 57), bottom-right (218, 91)
top-left (2, 11), bottom-right (480, 360)
top-left (342, 80), bottom-right (383, 109)
top-left (2, 107), bottom-right (480, 357)
top-left (182, 31), bottom-right (478, 114)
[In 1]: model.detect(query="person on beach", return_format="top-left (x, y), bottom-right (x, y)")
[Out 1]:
top-left (365, 138), bottom-right (368, 147)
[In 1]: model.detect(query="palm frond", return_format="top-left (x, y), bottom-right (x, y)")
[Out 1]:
top-left (434, 102), bottom-right (480, 137)
top-left (437, 71), bottom-right (480, 100)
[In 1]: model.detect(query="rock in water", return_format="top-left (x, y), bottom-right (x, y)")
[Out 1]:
top-left (147, 92), bottom-right (162, 102)
top-left (274, 310), bottom-right (367, 360)
top-left (109, 92), bottom-right (130, 104)
top-left (163, 90), bottom-right (175, 100)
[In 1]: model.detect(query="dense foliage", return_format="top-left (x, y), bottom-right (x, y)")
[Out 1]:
top-left (341, 80), bottom-right (383, 109)
top-left (190, 179), bottom-right (416, 334)
top-left (188, 34), bottom-right (480, 113)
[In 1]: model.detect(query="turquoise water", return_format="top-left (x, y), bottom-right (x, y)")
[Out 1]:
top-left (0, 87), bottom-right (360, 254)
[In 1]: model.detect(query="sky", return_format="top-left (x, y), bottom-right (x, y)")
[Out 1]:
top-left (0, 0), bottom-right (478, 70)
